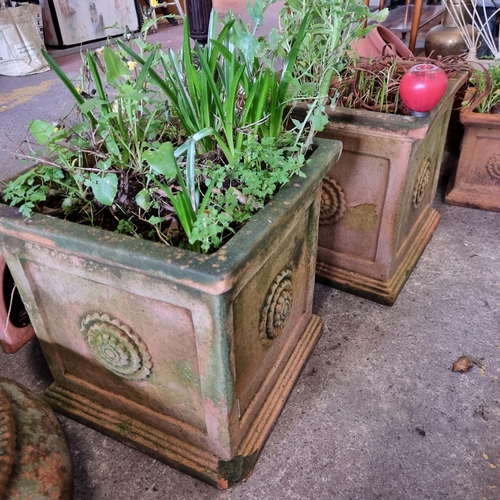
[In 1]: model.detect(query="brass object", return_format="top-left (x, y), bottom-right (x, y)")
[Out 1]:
top-left (425, 0), bottom-right (476, 56)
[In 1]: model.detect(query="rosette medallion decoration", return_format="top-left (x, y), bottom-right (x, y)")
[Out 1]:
top-left (260, 270), bottom-right (293, 342)
top-left (413, 158), bottom-right (431, 208)
top-left (486, 152), bottom-right (500, 183)
top-left (320, 177), bottom-right (346, 225)
top-left (81, 313), bottom-right (153, 380)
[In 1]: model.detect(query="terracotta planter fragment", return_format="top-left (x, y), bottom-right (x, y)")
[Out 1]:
top-left (0, 254), bottom-right (34, 353)
top-left (445, 109), bottom-right (500, 211)
top-left (294, 74), bottom-right (467, 305)
top-left (352, 25), bottom-right (413, 59)
top-left (0, 140), bottom-right (342, 488)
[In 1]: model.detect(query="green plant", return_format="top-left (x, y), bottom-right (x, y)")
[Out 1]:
top-left (2, 0), bottom-right (362, 254)
top-left (277, 0), bottom-right (388, 102)
top-left (462, 63), bottom-right (500, 114)
top-left (3, 45), bottom-right (173, 219)
top-left (119, 6), bottom-right (315, 159)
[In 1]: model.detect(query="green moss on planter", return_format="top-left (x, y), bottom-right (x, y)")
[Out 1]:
top-left (340, 204), bottom-right (379, 234)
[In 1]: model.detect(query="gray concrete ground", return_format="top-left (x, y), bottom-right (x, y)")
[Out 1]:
top-left (1, 8), bottom-right (500, 500)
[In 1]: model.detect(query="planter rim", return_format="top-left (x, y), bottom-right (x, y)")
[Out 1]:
top-left (310, 72), bottom-right (467, 138)
top-left (459, 106), bottom-right (500, 127)
top-left (0, 139), bottom-right (342, 290)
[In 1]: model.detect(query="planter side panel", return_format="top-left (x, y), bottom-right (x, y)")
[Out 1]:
top-left (1, 241), bottom-right (225, 451)
top-left (394, 102), bottom-right (452, 253)
top-left (445, 115), bottom-right (500, 211)
top-left (232, 191), bottom-right (318, 422)
top-left (316, 129), bottom-right (408, 276)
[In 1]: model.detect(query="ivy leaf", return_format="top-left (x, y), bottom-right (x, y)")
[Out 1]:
top-left (96, 158), bottom-right (113, 170)
top-left (143, 142), bottom-right (177, 178)
top-left (104, 135), bottom-right (120, 157)
top-left (103, 46), bottom-right (129, 84)
top-left (232, 32), bottom-right (258, 64)
top-left (79, 98), bottom-right (110, 114)
top-left (246, 0), bottom-right (265, 27)
top-left (29, 119), bottom-right (54, 145)
top-left (118, 83), bottom-right (147, 101)
top-left (135, 189), bottom-right (151, 210)
top-left (148, 215), bottom-right (163, 225)
top-left (85, 173), bottom-right (118, 206)
top-left (311, 109), bottom-right (328, 132)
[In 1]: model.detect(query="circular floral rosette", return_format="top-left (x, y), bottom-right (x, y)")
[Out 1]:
top-left (260, 270), bottom-right (293, 342)
top-left (81, 313), bottom-right (152, 380)
top-left (486, 152), bottom-right (500, 183)
top-left (0, 384), bottom-right (15, 499)
top-left (413, 158), bottom-right (431, 208)
top-left (320, 177), bottom-right (346, 225)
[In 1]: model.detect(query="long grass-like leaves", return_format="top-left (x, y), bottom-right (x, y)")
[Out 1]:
top-left (271, 15), bottom-right (311, 138)
top-left (118, 41), bottom-right (194, 130)
top-left (194, 45), bottom-right (225, 122)
top-left (42, 49), bottom-right (97, 127)
top-left (86, 52), bottom-right (107, 106)
top-left (152, 128), bottom-right (218, 252)
top-left (134, 50), bottom-right (156, 90)
top-left (174, 127), bottom-right (215, 213)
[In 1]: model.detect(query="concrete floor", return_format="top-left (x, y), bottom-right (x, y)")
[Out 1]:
top-left (1, 4), bottom-right (500, 499)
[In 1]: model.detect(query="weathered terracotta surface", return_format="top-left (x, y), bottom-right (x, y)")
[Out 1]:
top-left (0, 384), bottom-right (15, 498)
top-left (445, 109), bottom-right (500, 212)
top-left (0, 255), bottom-right (34, 353)
top-left (294, 75), bottom-right (467, 305)
top-left (0, 377), bottom-right (73, 499)
top-left (0, 140), bottom-right (341, 488)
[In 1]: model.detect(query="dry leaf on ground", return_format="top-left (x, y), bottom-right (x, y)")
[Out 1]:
top-left (452, 356), bottom-right (474, 373)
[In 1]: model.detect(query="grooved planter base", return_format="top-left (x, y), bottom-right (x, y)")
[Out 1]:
top-left (294, 74), bottom-right (466, 305)
top-left (316, 209), bottom-right (440, 305)
top-left (43, 315), bottom-right (323, 488)
top-left (445, 109), bottom-right (500, 212)
top-left (0, 139), bottom-right (342, 488)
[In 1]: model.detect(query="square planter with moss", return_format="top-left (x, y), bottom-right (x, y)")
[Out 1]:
top-left (0, 139), bottom-right (341, 488)
top-left (294, 73), bottom-right (467, 305)
top-left (445, 108), bottom-right (500, 212)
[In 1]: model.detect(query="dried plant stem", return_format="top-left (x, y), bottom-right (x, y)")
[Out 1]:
top-left (3, 284), bottom-right (16, 336)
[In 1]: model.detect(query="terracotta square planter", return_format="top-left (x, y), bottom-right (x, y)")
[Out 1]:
top-left (445, 109), bottom-right (500, 212)
top-left (0, 139), bottom-right (341, 488)
top-left (294, 74), bottom-right (467, 305)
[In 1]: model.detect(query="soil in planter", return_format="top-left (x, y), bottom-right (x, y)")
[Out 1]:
top-left (4, 141), bottom-right (317, 254)
top-left (34, 162), bottom-right (270, 250)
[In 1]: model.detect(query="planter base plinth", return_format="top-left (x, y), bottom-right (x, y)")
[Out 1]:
top-left (445, 184), bottom-right (500, 212)
top-left (44, 314), bottom-right (324, 488)
top-left (316, 210), bottom-right (440, 305)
